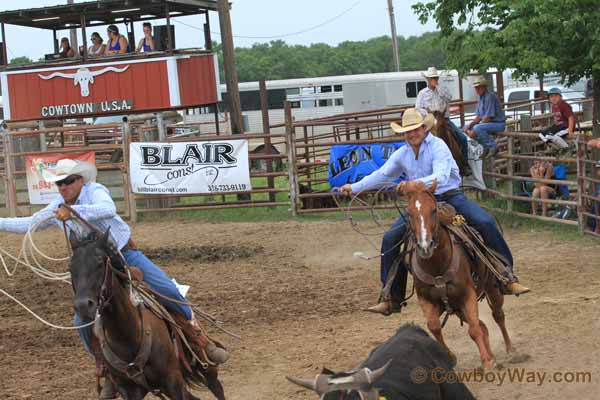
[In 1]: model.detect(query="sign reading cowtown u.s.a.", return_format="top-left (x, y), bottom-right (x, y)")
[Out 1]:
top-left (41, 100), bottom-right (133, 117)
top-left (129, 141), bottom-right (252, 194)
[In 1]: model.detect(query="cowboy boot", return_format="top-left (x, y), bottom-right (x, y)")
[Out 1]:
top-left (504, 282), bottom-right (531, 296)
top-left (364, 300), bottom-right (404, 316)
top-left (186, 320), bottom-right (230, 365)
top-left (98, 378), bottom-right (118, 400)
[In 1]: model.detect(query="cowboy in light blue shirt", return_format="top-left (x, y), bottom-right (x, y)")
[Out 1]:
top-left (0, 159), bottom-right (229, 398)
top-left (464, 75), bottom-right (506, 158)
top-left (340, 109), bottom-right (528, 315)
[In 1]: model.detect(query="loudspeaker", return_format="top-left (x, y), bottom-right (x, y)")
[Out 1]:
top-left (153, 25), bottom-right (175, 51)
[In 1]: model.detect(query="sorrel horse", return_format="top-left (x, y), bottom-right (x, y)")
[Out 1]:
top-left (431, 112), bottom-right (468, 176)
top-left (403, 181), bottom-right (515, 370)
top-left (69, 229), bottom-right (225, 400)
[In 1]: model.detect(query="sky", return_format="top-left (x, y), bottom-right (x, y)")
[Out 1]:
top-left (0, 0), bottom-right (438, 60)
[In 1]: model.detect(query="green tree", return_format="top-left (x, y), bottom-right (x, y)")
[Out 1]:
top-left (214, 32), bottom-right (448, 83)
top-left (413, 0), bottom-right (600, 135)
top-left (9, 56), bottom-right (33, 65)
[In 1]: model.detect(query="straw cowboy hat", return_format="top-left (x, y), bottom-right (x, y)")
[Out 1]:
top-left (422, 66), bottom-right (441, 78)
top-left (390, 108), bottom-right (435, 133)
top-left (42, 159), bottom-right (97, 183)
top-left (472, 75), bottom-right (489, 87)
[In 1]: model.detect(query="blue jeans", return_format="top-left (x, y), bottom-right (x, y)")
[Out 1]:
top-left (380, 191), bottom-right (513, 299)
top-left (74, 249), bottom-right (191, 354)
top-left (472, 122), bottom-right (506, 150)
top-left (446, 118), bottom-right (469, 162)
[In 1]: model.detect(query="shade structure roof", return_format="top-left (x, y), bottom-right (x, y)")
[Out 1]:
top-left (0, 0), bottom-right (219, 30)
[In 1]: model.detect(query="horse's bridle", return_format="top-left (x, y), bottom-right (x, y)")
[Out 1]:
top-left (98, 256), bottom-right (116, 315)
top-left (404, 190), bottom-right (440, 251)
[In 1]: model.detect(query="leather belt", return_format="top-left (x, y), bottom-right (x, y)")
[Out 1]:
top-left (437, 188), bottom-right (462, 200)
top-left (121, 238), bottom-right (137, 253)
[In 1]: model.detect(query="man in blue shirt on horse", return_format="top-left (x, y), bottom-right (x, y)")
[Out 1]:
top-left (340, 108), bottom-right (529, 315)
top-left (0, 159), bottom-right (229, 399)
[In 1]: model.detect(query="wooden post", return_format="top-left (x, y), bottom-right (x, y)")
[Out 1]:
top-left (3, 132), bottom-right (17, 217)
top-left (213, 105), bottom-right (221, 135)
top-left (1, 23), bottom-right (7, 66)
top-left (38, 121), bottom-right (48, 151)
top-left (285, 101), bottom-right (299, 216)
top-left (156, 113), bottom-right (166, 141)
top-left (53, 29), bottom-right (58, 53)
top-left (504, 135), bottom-right (514, 213)
top-left (259, 79), bottom-right (275, 202)
top-left (538, 75), bottom-right (545, 114)
top-left (121, 119), bottom-right (137, 222)
top-left (81, 14), bottom-right (88, 62)
top-left (165, 2), bottom-right (173, 54)
top-left (496, 70), bottom-right (504, 103)
top-left (204, 11), bottom-right (212, 51)
top-left (218, 0), bottom-right (244, 134)
top-left (458, 76), bottom-right (465, 128)
top-left (576, 136), bottom-right (585, 233)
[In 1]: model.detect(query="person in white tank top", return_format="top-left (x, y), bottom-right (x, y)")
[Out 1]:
top-left (87, 32), bottom-right (106, 56)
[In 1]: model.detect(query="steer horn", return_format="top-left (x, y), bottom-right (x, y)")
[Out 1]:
top-left (286, 374), bottom-right (331, 395)
top-left (38, 71), bottom-right (76, 80)
top-left (286, 360), bottom-right (391, 394)
top-left (90, 65), bottom-right (129, 77)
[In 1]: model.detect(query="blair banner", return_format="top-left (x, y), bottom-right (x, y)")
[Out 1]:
top-left (328, 142), bottom-right (407, 188)
top-left (26, 152), bottom-right (96, 204)
top-left (129, 140), bottom-right (252, 194)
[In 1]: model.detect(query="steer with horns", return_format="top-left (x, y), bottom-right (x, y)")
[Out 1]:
top-left (287, 324), bottom-right (475, 400)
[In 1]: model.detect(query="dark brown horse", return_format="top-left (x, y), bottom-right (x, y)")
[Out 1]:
top-left (431, 112), bottom-right (468, 176)
top-left (69, 229), bottom-right (225, 400)
top-left (404, 181), bottom-right (516, 370)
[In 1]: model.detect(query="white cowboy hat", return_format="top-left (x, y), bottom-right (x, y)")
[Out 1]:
top-left (422, 67), bottom-right (441, 78)
top-left (42, 159), bottom-right (97, 183)
top-left (472, 75), bottom-right (489, 87)
top-left (390, 108), bottom-right (435, 133)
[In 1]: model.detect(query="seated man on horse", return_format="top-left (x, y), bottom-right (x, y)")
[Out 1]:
top-left (340, 108), bottom-right (530, 315)
top-left (416, 66), bottom-right (469, 169)
top-left (0, 159), bottom-right (229, 399)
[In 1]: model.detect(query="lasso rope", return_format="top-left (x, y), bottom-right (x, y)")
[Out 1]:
top-left (0, 215), bottom-right (94, 330)
top-left (331, 182), bottom-right (407, 260)
top-left (0, 289), bottom-right (95, 330)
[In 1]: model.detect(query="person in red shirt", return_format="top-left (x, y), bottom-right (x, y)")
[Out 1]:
top-left (538, 87), bottom-right (576, 148)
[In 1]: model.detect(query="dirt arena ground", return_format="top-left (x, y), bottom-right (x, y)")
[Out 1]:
top-left (1, 218), bottom-right (599, 399)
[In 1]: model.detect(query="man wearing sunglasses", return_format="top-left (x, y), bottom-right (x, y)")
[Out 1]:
top-left (0, 158), bottom-right (229, 399)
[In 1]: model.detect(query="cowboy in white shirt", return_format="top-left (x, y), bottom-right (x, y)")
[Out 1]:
top-left (340, 109), bottom-right (529, 315)
top-left (0, 159), bottom-right (229, 399)
top-left (416, 67), bottom-right (469, 168)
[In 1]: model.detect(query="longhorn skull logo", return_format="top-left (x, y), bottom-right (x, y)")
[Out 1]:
top-left (38, 65), bottom-right (130, 97)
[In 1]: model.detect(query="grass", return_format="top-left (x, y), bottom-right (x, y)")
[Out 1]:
top-left (137, 167), bottom-right (597, 242)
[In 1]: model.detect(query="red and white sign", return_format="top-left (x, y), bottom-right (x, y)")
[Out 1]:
top-left (0, 53), bottom-right (221, 121)
top-left (26, 152), bottom-right (96, 204)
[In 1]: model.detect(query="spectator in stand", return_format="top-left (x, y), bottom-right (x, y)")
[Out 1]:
top-left (538, 87), bottom-right (576, 149)
top-left (58, 37), bottom-right (75, 58)
top-left (136, 22), bottom-right (155, 53)
top-left (463, 76), bottom-right (506, 159)
top-left (88, 32), bottom-right (106, 57)
top-left (105, 25), bottom-right (128, 55)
